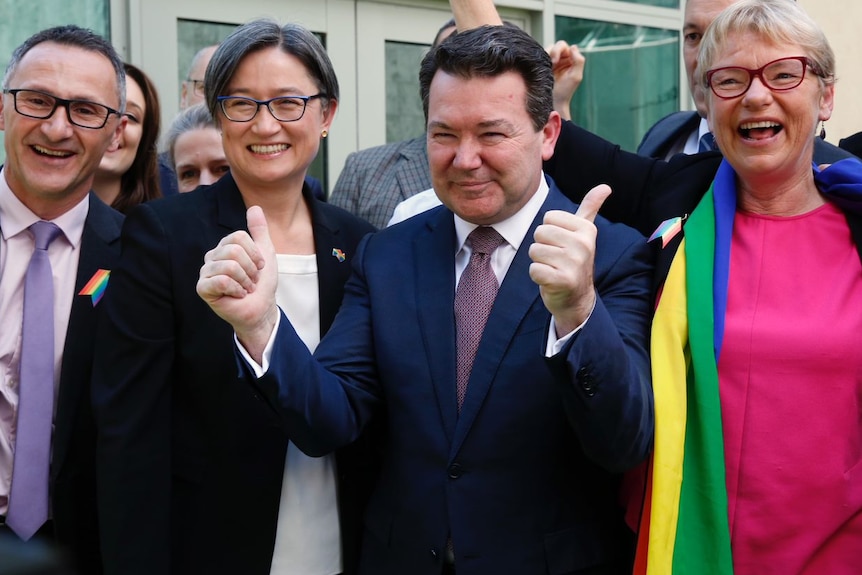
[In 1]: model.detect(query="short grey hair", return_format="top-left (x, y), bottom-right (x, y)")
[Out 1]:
top-left (163, 103), bottom-right (217, 171)
top-left (3, 24), bottom-right (126, 113)
top-left (698, 0), bottom-right (835, 89)
top-left (204, 19), bottom-right (338, 124)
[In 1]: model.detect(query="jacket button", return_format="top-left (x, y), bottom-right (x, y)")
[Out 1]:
top-left (448, 463), bottom-right (463, 479)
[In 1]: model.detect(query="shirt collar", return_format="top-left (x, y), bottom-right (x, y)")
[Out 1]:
top-left (698, 117), bottom-right (712, 140)
top-left (453, 172), bottom-right (550, 253)
top-left (0, 166), bottom-right (90, 247)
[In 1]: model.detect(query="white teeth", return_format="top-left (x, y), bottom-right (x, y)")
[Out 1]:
top-left (33, 145), bottom-right (71, 157)
top-left (740, 121), bottom-right (780, 130)
top-left (249, 144), bottom-right (289, 154)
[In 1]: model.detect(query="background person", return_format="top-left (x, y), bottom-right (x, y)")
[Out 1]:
top-left (0, 24), bottom-right (126, 575)
top-left (92, 62), bottom-right (162, 212)
top-left (93, 19), bottom-right (377, 575)
top-left (159, 44), bottom-right (219, 196)
top-left (163, 103), bottom-right (229, 192)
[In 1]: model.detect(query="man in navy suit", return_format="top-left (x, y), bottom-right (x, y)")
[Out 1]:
top-left (0, 26), bottom-right (125, 574)
top-left (637, 0), bottom-right (850, 164)
top-left (199, 25), bottom-right (653, 575)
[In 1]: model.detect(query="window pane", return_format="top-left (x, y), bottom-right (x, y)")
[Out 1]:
top-left (556, 16), bottom-right (679, 152)
top-left (385, 40), bottom-right (427, 143)
top-left (0, 0), bottom-right (110, 163)
top-left (616, 0), bottom-right (679, 8)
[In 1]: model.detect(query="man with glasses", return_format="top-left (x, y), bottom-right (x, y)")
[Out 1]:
top-left (180, 44), bottom-right (218, 110)
top-left (158, 44), bottom-right (220, 197)
top-left (0, 25), bottom-right (125, 574)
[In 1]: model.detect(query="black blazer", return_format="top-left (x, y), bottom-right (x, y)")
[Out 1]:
top-left (92, 173), bottom-right (377, 575)
top-left (544, 120), bottom-right (862, 286)
top-left (47, 194), bottom-right (123, 574)
top-left (840, 131), bottom-right (862, 159)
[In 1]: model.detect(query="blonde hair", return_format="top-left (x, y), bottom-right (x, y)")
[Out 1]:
top-left (698, 0), bottom-right (835, 89)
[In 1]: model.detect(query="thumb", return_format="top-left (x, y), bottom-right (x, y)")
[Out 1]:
top-left (574, 184), bottom-right (611, 223)
top-left (247, 205), bottom-right (274, 253)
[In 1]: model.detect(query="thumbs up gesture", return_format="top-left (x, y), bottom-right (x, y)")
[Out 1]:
top-left (197, 206), bottom-right (279, 361)
top-left (528, 184), bottom-right (611, 336)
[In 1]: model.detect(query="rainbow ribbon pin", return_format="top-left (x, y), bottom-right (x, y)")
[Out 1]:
top-left (78, 269), bottom-right (111, 306)
top-left (331, 248), bottom-right (346, 262)
top-left (648, 216), bottom-right (684, 249)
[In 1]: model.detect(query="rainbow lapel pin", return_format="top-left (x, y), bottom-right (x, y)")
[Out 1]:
top-left (331, 248), bottom-right (346, 262)
top-left (78, 269), bottom-right (111, 306)
top-left (648, 216), bottom-right (686, 249)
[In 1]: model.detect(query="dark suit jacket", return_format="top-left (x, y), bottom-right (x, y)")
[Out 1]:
top-left (840, 131), bottom-right (862, 159)
top-left (329, 135), bottom-right (431, 229)
top-left (252, 181), bottom-right (655, 575)
top-left (92, 173), bottom-right (377, 575)
top-left (49, 194), bottom-right (123, 574)
top-left (546, 120), bottom-right (862, 287)
top-left (637, 110), bottom-right (853, 164)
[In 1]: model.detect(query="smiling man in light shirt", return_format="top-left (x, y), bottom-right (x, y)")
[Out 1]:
top-left (0, 25), bottom-right (125, 574)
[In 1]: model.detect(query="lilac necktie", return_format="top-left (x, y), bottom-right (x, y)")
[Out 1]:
top-left (7, 221), bottom-right (61, 540)
top-left (454, 226), bottom-right (505, 411)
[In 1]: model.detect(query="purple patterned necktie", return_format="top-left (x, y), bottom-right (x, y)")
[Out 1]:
top-left (7, 221), bottom-right (61, 540)
top-left (454, 226), bottom-right (505, 412)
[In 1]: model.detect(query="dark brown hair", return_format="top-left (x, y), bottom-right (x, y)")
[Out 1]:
top-left (112, 62), bottom-right (162, 213)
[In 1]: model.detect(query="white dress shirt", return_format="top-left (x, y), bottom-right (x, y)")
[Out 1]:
top-left (0, 168), bottom-right (89, 515)
top-left (267, 253), bottom-right (341, 575)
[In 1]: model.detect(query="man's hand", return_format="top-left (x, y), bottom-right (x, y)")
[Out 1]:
top-left (529, 184), bottom-right (611, 336)
top-left (197, 206), bottom-right (279, 362)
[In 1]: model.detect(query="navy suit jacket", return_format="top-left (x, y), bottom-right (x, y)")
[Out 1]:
top-left (252, 180), bottom-right (654, 575)
top-left (329, 135), bottom-right (432, 229)
top-left (45, 194), bottom-right (123, 575)
top-left (637, 110), bottom-right (853, 164)
top-left (92, 173), bottom-right (377, 575)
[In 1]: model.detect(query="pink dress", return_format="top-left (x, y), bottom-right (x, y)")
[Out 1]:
top-left (718, 202), bottom-right (862, 574)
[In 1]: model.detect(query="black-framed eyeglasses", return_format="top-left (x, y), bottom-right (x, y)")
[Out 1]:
top-left (2, 88), bottom-right (120, 129)
top-left (217, 94), bottom-right (324, 123)
top-left (186, 79), bottom-right (205, 97)
top-left (706, 56), bottom-right (822, 100)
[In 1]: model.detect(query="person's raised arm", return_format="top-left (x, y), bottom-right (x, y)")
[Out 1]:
top-left (549, 40), bottom-right (585, 122)
top-left (450, 0), bottom-right (502, 29)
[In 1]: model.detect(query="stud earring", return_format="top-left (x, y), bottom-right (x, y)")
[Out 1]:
top-left (321, 129), bottom-right (328, 139)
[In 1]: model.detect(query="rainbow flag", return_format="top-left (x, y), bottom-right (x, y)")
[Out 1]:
top-left (635, 162), bottom-right (736, 575)
top-left (78, 269), bottom-right (111, 306)
top-left (636, 157), bottom-right (862, 574)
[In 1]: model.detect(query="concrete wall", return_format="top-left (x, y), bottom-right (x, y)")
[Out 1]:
top-left (800, 0), bottom-right (862, 144)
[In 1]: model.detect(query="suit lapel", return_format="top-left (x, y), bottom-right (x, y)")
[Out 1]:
top-left (309, 193), bottom-right (351, 335)
top-left (414, 209), bottom-right (459, 443)
top-left (53, 195), bottom-right (122, 474)
top-left (215, 173), bottom-right (249, 235)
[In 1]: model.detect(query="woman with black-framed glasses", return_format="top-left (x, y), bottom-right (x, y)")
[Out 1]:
top-left (93, 19), bottom-right (377, 575)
